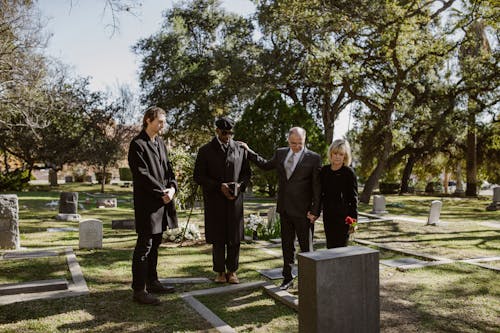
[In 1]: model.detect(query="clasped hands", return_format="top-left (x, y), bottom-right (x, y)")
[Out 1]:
top-left (221, 183), bottom-right (239, 200)
top-left (307, 211), bottom-right (318, 223)
top-left (162, 187), bottom-right (176, 204)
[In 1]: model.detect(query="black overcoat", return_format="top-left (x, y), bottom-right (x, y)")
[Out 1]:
top-left (128, 130), bottom-right (178, 235)
top-left (193, 138), bottom-right (251, 245)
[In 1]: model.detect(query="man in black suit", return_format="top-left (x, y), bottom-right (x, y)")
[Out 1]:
top-left (242, 127), bottom-right (321, 290)
top-left (194, 117), bottom-right (251, 284)
top-left (128, 106), bottom-right (178, 305)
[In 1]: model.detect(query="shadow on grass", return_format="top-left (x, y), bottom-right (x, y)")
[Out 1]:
top-left (0, 290), bottom-right (213, 332)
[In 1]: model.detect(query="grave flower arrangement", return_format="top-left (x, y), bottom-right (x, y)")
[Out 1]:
top-left (164, 221), bottom-right (201, 242)
top-left (345, 216), bottom-right (358, 234)
top-left (244, 214), bottom-right (281, 240)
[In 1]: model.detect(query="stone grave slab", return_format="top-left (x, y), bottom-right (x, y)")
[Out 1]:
top-left (3, 249), bottom-right (61, 259)
top-left (111, 219), bottom-right (135, 229)
top-left (47, 227), bottom-right (79, 233)
top-left (258, 265), bottom-right (297, 280)
top-left (380, 257), bottom-right (427, 267)
top-left (0, 279), bottom-right (68, 295)
top-left (262, 282), bottom-right (298, 311)
top-left (159, 277), bottom-right (210, 284)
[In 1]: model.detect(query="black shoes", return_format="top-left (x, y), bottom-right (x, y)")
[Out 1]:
top-left (133, 290), bottom-right (160, 305)
top-left (146, 280), bottom-right (175, 294)
top-left (279, 278), bottom-right (294, 291)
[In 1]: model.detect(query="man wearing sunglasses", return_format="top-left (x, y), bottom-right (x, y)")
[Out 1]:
top-left (194, 117), bottom-right (251, 284)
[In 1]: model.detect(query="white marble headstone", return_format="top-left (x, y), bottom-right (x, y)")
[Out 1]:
top-left (79, 219), bottom-right (103, 249)
top-left (427, 200), bottom-right (442, 225)
top-left (371, 195), bottom-right (387, 214)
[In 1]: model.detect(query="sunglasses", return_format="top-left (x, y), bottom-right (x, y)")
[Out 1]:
top-left (221, 130), bottom-right (234, 136)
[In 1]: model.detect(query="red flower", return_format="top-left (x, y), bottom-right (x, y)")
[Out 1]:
top-left (345, 216), bottom-right (357, 225)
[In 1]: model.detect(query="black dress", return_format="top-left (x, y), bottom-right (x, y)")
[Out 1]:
top-left (319, 165), bottom-right (358, 248)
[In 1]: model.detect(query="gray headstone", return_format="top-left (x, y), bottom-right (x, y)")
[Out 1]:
top-left (486, 186), bottom-right (500, 211)
top-left (493, 186), bottom-right (500, 202)
top-left (0, 195), bottom-right (20, 249)
top-left (267, 206), bottom-right (277, 229)
top-left (79, 219), bottom-right (103, 249)
top-left (427, 200), bottom-right (442, 225)
top-left (59, 192), bottom-right (78, 214)
top-left (371, 195), bottom-right (387, 214)
top-left (96, 197), bottom-right (117, 208)
top-left (298, 246), bottom-right (380, 333)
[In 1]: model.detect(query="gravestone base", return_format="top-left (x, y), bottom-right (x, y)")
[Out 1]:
top-left (55, 213), bottom-right (81, 222)
top-left (486, 202), bottom-right (499, 211)
top-left (111, 219), bottom-right (135, 229)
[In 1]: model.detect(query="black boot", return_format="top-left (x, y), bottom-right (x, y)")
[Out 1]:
top-left (133, 290), bottom-right (160, 305)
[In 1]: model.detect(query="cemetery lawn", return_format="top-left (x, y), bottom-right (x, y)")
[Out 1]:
top-left (0, 185), bottom-right (498, 332)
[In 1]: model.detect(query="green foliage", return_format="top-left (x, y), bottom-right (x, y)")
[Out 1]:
top-left (168, 146), bottom-right (201, 209)
top-left (134, 0), bottom-right (259, 149)
top-left (235, 91), bottom-right (327, 195)
top-left (118, 167), bottom-right (132, 181)
top-left (0, 169), bottom-right (31, 191)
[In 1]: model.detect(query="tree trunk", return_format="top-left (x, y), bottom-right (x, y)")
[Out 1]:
top-left (360, 126), bottom-right (393, 203)
top-left (49, 169), bottom-right (58, 186)
top-left (100, 166), bottom-right (106, 193)
top-left (399, 154), bottom-right (416, 194)
top-left (465, 99), bottom-right (477, 196)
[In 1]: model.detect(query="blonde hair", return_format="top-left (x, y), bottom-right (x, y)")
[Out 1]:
top-left (328, 139), bottom-right (352, 166)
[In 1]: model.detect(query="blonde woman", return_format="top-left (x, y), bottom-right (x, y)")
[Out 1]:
top-left (319, 139), bottom-right (358, 248)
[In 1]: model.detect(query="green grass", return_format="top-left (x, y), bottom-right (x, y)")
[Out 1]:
top-left (0, 184), bottom-right (498, 332)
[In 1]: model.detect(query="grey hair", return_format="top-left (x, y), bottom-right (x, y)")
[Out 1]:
top-left (287, 127), bottom-right (306, 139)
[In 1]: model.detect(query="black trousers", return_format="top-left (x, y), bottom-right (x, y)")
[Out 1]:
top-left (212, 242), bottom-right (240, 273)
top-left (323, 217), bottom-right (349, 249)
top-left (281, 213), bottom-right (314, 280)
top-left (132, 233), bottom-right (163, 292)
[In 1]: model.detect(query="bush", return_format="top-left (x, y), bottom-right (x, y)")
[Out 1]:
top-left (0, 169), bottom-right (31, 191)
top-left (95, 172), bottom-right (112, 184)
top-left (425, 181), bottom-right (443, 193)
top-left (119, 168), bottom-right (132, 181)
top-left (379, 182), bottom-right (400, 194)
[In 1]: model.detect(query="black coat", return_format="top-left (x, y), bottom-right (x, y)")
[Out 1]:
top-left (193, 137), bottom-right (251, 245)
top-left (128, 130), bottom-right (178, 235)
top-left (248, 147), bottom-right (321, 218)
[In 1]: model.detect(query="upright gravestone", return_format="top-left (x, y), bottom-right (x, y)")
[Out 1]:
top-left (486, 186), bottom-right (500, 211)
top-left (0, 195), bottom-right (20, 249)
top-left (56, 192), bottom-right (81, 221)
top-left (371, 195), bottom-right (387, 214)
top-left (298, 246), bottom-right (380, 333)
top-left (267, 206), bottom-right (277, 229)
top-left (79, 219), bottom-right (103, 249)
top-left (427, 200), bottom-right (442, 225)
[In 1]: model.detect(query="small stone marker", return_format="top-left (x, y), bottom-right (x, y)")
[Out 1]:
top-left (79, 219), bottom-right (103, 249)
top-left (267, 206), bottom-right (277, 229)
top-left (56, 192), bottom-right (81, 221)
top-left (371, 195), bottom-right (387, 214)
top-left (111, 219), bottom-right (135, 229)
top-left (427, 200), bottom-right (442, 225)
top-left (298, 246), bottom-right (380, 333)
top-left (486, 186), bottom-right (500, 211)
top-left (0, 195), bottom-right (20, 249)
top-left (96, 197), bottom-right (117, 208)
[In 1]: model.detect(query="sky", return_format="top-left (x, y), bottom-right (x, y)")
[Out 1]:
top-left (37, 0), bottom-right (350, 138)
